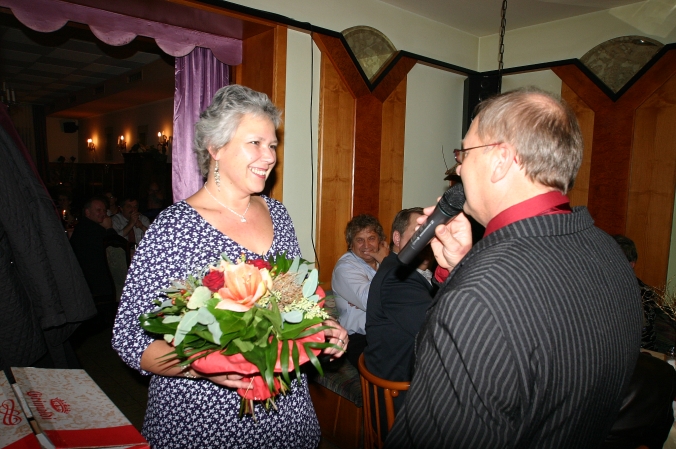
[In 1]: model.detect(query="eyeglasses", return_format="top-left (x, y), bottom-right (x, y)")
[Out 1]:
top-left (453, 143), bottom-right (501, 164)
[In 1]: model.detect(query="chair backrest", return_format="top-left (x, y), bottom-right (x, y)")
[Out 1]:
top-left (357, 353), bottom-right (410, 449)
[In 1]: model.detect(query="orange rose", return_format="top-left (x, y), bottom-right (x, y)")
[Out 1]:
top-left (215, 262), bottom-right (272, 312)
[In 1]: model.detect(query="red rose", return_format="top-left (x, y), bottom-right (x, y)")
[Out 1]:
top-left (246, 258), bottom-right (272, 271)
top-left (202, 270), bottom-right (225, 292)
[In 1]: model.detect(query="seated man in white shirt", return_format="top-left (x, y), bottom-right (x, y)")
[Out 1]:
top-left (112, 197), bottom-right (150, 245)
top-left (331, 214), bottom-right (389, 367)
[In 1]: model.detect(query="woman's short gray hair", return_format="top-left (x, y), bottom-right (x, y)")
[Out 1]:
top-left (193, 84), bottom-right (282, 178)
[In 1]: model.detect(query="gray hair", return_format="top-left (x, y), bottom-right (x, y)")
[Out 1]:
top-left (193, 84), bottom-right (282, 178)
top-left (474, 87), bottom-right (583, 194)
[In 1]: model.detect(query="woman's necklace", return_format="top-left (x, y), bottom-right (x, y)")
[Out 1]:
top-left (203, 182), bottom-right (251, 223)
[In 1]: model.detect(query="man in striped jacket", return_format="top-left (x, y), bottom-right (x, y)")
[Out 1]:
top-left (386, 88), bottom-right (643, 449)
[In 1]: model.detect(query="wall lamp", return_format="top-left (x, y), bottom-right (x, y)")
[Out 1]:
top-left (87, 138), bottom-right (95, 151)
top-left (158, 131), bottom-right (169, 154)
top-left (117, 135), bottom-right (126, 151)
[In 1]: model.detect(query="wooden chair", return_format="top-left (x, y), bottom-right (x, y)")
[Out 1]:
top-left (357, 353), bottom-right (410, 449)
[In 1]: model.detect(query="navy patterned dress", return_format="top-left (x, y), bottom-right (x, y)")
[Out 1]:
top-left (112, 199), bottom-right (321, 449)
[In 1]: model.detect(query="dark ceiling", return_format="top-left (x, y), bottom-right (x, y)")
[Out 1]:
top-left (0, 11), bottom-right (174, 117)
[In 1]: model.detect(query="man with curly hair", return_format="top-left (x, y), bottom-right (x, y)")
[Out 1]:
top-left (332, 214), bottom-right (389, 367)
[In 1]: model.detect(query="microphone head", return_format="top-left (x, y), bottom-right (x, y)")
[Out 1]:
top-left (438, 183), bottom-right (465, 216)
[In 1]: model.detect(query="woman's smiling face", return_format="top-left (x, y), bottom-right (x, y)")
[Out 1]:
top-left (214, 113), bottom-right (278, 195)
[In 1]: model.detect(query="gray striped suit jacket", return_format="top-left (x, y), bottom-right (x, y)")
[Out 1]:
top-left (386, 207), bottom-right (642, 449)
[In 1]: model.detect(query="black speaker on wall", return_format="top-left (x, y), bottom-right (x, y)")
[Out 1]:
top-left (62, 121), bottom-right (79, 133)
top-left (462, 74), bottom-right (501, 135)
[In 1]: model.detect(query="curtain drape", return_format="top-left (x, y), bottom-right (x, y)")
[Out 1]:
top-left (172, 47), bottom-right (229, 202)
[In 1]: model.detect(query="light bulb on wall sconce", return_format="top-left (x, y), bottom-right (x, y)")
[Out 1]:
top-left (87, 138), bottom-right (97, 162)
top-left (157, 131), bottom-right (169, 154)
top-left (117, 135), bottom-right (126, 152)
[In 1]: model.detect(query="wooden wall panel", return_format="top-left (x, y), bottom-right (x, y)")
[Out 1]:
top-left (553, 50), bottom-right (676, 235)
top-left (237, 26), bottom-right (287, 201)
top-left (316, 55), bottom-right (356, 287)
top-left (353, 95), bottom-right (383, 216)
top-left (379, 76), bottom-right (407, 239)
top-left (626, 73), bottom-right (676, 288)
top-left (561, 82), bottom-right (594, 208)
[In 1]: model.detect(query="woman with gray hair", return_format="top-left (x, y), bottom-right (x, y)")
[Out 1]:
top-left (113, 84), bottom-right (348, 448)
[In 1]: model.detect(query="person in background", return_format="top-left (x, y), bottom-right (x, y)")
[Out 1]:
top-left (70, 197), bottom-right (123, 327)
top-left (143, 182), bottom-right (165, 222)
top-left (332, 214), bottom-right (389, 368)
top-left (104, 191), bottom-right (121, 216)
top-left (112, 197), bottom-right (150, 245)
top-left (612, 234), bottom-right (659, 351)
top-left (112, 84), bottom-right (348, 449)
top-left (386, 88), bottom-right (642, 449)
top-left (364, 207), bottom-right (436, 412)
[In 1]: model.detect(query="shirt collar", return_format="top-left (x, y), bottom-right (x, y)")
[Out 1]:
top-left (484, 191), bottom-right (571, 237)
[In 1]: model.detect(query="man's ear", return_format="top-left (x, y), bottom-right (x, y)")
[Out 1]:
top-left (392, 231), bottom-right (401, 249)
top-left (490, 143), bottom-right (517, 183)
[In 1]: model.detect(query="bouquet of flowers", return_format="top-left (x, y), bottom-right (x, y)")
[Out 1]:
top-left (139, 253), bottom-right (335, 417)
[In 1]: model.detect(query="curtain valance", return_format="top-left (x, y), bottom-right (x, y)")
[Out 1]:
top-left (0, 0), bottom-right (242, 65)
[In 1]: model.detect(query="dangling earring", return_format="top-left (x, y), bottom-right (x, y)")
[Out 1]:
top-left (214, 160), bottom-right (221, 191)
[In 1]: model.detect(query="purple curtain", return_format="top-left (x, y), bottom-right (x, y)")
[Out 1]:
top-left (172, 47), bottom-right (229, 202)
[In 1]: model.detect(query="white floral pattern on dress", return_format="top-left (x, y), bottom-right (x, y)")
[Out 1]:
top-left (112, 198), bottom-right (321, 449)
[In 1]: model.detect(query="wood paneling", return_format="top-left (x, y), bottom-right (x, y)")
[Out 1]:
top-left (379, 77), bottom-right (407, 239)
top-left (353, 95), bottom-right (383, 216)
top-left (269, 25), bottom-right (287, 201)
top-left (316, 55), bottom-right (356, 287)
top-left (553, 50), bottom-right (676, 235)
top-left (626, 73), bottom-right (676, 288)
top-left (312, 33), bottom-right (369, 98)
top-left (554, 49), bottom-right (676, 288)
top-left (561, 82), bottom-right (594, 208)
top-left (314, 36), bottom-right (417, 284)
top-left (238, 26), bottom-right (287, 201)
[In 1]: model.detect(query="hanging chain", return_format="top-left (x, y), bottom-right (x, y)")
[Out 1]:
top-left (497, 0), bottom-right (508, 93)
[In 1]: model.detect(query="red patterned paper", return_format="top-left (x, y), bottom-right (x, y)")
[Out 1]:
top-left (0, 372), bottom-right (40, 449)
top-left (11, 368), bottom-right (147, 449)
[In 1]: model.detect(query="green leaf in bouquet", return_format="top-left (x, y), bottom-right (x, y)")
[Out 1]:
top-left (196, 307), bottom-right (215, 324)
top-left (279, 317), bottom-right (324, 339)
top-left (188, 286), bottom-right (212, 309)
top-left (232, 338), bottom-right (255, 353)
top-left (265, 335), bottom-right (278, 392)
top-left (288, 256), bottom-right (300, 273)
top-left (306, 294), bottom-right (320, 304)
top-left (281, 310), bottom-right (303, 324)
top-left (294, 263), bottom-right (309, 285)
top-left (302, 269), bottom-right (319, 298)
top-left (206, 299), bottom-right (248, 333)
top-left (162, 315), bottom-right (182, 324)
top-left (207, 321), bottom-right (222, 343)
top-left (140, 316), bottom-right (179, 335)
top-left (291, 340), bottom-right (301, 380)
top-left (220, 253), bottom-right (234, 264)
top-left (304, 341), bottom-right (324, 376)
top-left (254, 300), bottom-right (283, 336)
top-left (174, 310), bottom-right (199, 346)
top-left (164, 334), bottom-right (173, 344)
top-left (280, 338), bottom-right (291, 385)
top-left (296, 323), bottom-right (332, 339)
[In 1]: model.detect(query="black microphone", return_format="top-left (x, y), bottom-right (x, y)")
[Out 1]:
top-left (397, 183), bottom-right (465, 265)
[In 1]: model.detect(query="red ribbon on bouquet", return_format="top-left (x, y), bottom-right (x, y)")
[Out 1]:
top-left (191, 328), bottom-right (325, 400)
